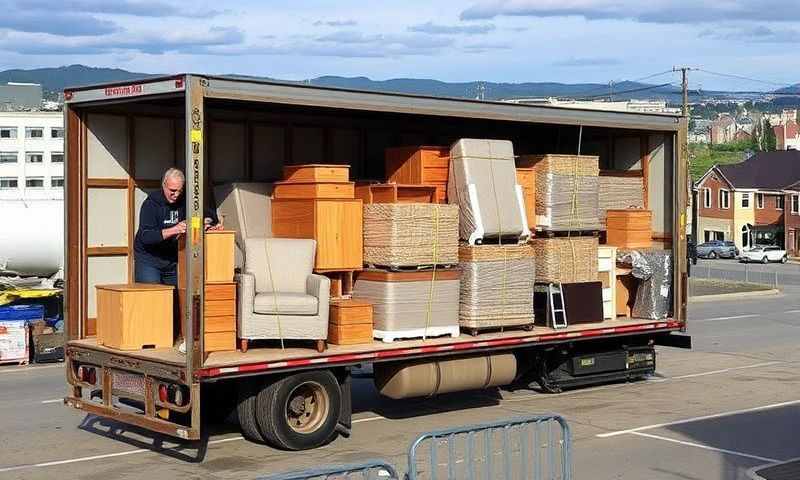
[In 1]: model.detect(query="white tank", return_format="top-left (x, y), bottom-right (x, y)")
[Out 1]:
top-left (0, 200), bottom-right (64, 276)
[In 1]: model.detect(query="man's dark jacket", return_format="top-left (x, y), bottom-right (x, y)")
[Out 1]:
top-left (134, 190), bottom-right (218, 269)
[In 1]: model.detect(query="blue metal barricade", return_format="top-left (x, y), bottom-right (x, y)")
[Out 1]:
top-left (405, 414), bottom-right (571, 480)
top-left (258, 459), bottom-right (400, 480)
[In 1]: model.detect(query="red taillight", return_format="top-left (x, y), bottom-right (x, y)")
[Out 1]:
top-left (64, 91), bottom-right (73, 100)
top-left (77, 366), bottom-right (97, 385)
top-left (175, 78), bottom-right (184, 89)
top-left (158, 384), bottom-right (168, 403)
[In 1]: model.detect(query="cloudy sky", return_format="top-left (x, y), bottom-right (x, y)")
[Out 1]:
top-left (1, 0), bottom-right (797, 90)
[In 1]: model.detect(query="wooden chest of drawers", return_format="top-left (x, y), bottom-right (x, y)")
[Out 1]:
top-left (385, 146), bottom-right (449, 203)
top-left (271, 198), bottom-right (363, 271)
top-left (282, 164), bottom-right (350, 183)
top-left (606, 209), bottom-right (652, 249)
top-left (178, 230), bottom-right (235, 286)
top-left (178, 282), bottom-right (237, 353)
top-left (273, 181), bottom-right (355, 199)
top-left (328, 299), bottom-right (374, 345)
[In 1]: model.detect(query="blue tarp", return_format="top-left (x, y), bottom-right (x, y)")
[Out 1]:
top-left (0, 304), bottom-right (44, 323)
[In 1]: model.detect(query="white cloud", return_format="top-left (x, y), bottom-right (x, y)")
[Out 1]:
top-left (408, 21), bottom-right (496, 34)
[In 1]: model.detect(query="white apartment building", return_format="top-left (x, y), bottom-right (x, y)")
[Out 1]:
top-left (0, 111), bottom-right (64, 200)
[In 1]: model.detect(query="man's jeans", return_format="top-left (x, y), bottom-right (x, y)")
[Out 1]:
top-left (134, 261), bottom-right (177, 286)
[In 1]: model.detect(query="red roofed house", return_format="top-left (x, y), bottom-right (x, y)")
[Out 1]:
top-left (774, 121), bottom-right (800, 150)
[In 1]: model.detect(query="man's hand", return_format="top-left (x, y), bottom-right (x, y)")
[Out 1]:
top-left (204, 217), bottom-right (224, 231)
top-left (162, 221), bottom-right (187, 239)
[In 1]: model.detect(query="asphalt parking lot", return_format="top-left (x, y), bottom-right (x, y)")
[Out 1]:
top-left (2, 291), bottom-right (800, 479)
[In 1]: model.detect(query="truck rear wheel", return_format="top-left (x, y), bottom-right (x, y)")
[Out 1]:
top-left (236, 380), bottom-right (266, 443)
top-left (256, 370), bottom-right (341, 450)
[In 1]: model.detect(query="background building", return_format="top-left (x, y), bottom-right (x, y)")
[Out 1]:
top-left (0, 111), bottom-right (64, 200)
top-left (0, 83), bottom-right (43, 111)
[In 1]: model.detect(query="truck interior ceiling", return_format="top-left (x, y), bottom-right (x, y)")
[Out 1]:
top-left (69, 92), bottom-right (677, 367)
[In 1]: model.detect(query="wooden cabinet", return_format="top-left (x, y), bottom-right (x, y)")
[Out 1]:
top-left (96, 284), bottom-right (173, 350)
top-left (328, 299), bottom-right (373, 345)
top-left (355, 183), bottom-right (437, 204)
top-left (271, 198), bottom-right (363, 271)
top-left (283, 164), bottom-right (350, 183)
top-left (516, 167), bottom-right (535, 229)
top-left (385, 146), bottom-right (449, 203)
top-left (178, 282), bottom-right (237, 353)
top-left (273, 181), bottom-right (355, 199)
top-left (606, 209), bottom-right (652, 249)
top-left (178, 230), bottom-right (235, 286)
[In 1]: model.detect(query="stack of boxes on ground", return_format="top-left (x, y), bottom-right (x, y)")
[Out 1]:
top-left (90, 135), bottom-right (670, 358)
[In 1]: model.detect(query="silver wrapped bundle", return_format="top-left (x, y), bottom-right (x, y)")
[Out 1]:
top-left (599, 175), bottom-right (645, 226)
top-left (458, 244), bottom-right (535, 331)
top-left (618, 249), bottom-right (672, 320)
top-left (363, 203), bottom-right (459, 268)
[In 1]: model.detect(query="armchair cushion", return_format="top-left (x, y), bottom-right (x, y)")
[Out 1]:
top-left (254, 292), bottom-right (318, 315)
top-left (244, 238), bottom-right (316, 294)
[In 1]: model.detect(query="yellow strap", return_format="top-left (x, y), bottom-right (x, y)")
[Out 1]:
top-left (263, 239), bottom-right (285, 350)
top-left (423, 204), bottom-right (440, 341)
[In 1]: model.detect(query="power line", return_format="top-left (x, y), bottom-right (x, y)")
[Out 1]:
top-left (563, 69), bottom-right (677, 99)
top-left (695, 69), bottom-right (789, 88)
top-left (575, 82), bottom-right (676, 100)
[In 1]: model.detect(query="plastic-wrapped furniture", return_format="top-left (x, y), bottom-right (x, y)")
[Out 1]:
top-left (214, 183), bottom-right (274, 269)
top-left (237, 238), bottom-right (330, 352)
top-left (447, 139), bottom-right (530, 245)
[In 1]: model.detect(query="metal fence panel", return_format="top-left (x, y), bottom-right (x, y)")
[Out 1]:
top-left (259, 460), bottom-right (399, 480)
top-left (405, 414), bottom-right (571, 480)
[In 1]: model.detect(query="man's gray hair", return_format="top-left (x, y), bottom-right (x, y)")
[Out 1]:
top-left (162, 167), bottom-right (185, 185)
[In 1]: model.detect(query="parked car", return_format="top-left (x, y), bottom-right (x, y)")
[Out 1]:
top-left (696, 240), bottom-right (738, 259)
top-left (739, 245), bottom-right (787, 264)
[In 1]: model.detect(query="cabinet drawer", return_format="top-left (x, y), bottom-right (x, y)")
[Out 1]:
top-left (204, 331), bottom-right (236, 352)
top-left (205, 315), bottom-right (235, 333)
top-left (205, 299), bottom-right (235, 317)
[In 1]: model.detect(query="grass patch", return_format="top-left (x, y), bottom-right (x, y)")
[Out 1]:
top-left (689, 277), bottom-right (774, 297)
top-left (689, 143), bottom-right (747, 180)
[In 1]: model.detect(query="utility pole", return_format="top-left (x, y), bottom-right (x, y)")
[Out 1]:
top-left (609, 80), bottom-right (614, 102)
top-left (673, 66), bottom-right (697, 269)
top-left (673, 66), bottom-right (695, 117)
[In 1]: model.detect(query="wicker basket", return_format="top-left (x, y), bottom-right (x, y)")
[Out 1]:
top-left (363, 203), bottom-right (459, 268)
top-left (458, 244), bottom-right (535, 331)
top-left (518, 154), bottom-right (600, 231)
top-left (531, 237), bottom-right (599, 284)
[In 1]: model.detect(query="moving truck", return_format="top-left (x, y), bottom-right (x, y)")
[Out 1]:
top-left (63, 75), bottom-right (691, 450)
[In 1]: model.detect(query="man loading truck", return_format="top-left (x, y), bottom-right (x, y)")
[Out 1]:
top-left (133, 168), bottom-right (221, 351)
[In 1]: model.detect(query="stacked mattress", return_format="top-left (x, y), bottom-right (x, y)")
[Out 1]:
top-left (447, 139), bottom-right (530, 245)
top-left (531, 237), bottom-right (599, 284)
top-left (519, 154), bottom-right (600, 231)
top-left (458, 244), bottom-right (535, 332)
top-left (363, 203), bottom-right (459, 268)
top-left (352, 269), bottom-right (460, 343)
top-left (599, 175), bottom-right (645, 226)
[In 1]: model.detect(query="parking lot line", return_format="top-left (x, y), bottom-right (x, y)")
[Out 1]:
top-left (0, 435), bottom-right (245, 473)
top-left (695, 314), bottom-right (759, 322)
top-left (669, 362), bottom-right (782, 380)
top-left (596, 399), bottom-right (800, 438)
top-left (630, 432), bottom-right (781, 463)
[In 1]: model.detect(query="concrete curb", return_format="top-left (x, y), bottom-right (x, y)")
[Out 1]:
top-left (689, 289), bottom-right (781, 303)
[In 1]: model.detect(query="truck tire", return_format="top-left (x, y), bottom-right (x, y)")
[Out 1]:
top-left (255, 370), bottom-right (341, 450)
top-left (236, 380), bottom-right (266, 443)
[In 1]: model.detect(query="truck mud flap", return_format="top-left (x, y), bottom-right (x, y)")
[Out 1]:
top-left (653, 332), bottom-right (692, 349)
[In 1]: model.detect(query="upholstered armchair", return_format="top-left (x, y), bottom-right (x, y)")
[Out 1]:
top-left (237, 238), bottom-right (330, 352)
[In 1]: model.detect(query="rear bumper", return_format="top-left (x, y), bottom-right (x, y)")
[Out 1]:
top-left (64, 396), bottom-right (199, 440)
top-left (65, 344), bottom-right (198, 441)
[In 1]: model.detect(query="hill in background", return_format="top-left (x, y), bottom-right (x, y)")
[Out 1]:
top-left (1, 64), bottom-right (688, 102)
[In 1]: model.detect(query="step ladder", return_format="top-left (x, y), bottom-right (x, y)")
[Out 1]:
top-left (547, 283), bottom-right (568, 329)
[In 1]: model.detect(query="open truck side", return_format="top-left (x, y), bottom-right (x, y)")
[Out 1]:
top-left (63, 74), bottom-right (690, 450)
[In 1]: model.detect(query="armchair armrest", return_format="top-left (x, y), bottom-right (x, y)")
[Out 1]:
top-left (307, 274), bottom-right (331, 318)
top-left (235, 272), bottom-right (256, 317)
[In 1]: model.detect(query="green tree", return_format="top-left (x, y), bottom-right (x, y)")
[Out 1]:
top-left (764, 119), bottom-right (777, 151)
